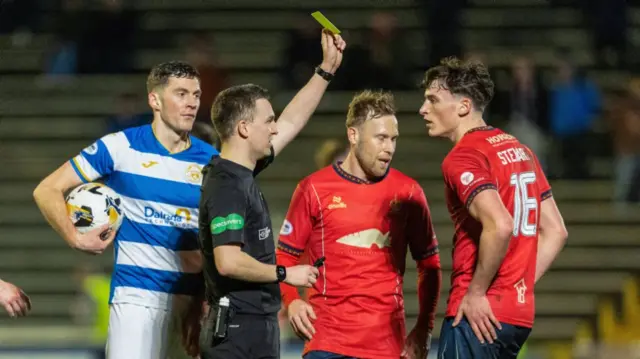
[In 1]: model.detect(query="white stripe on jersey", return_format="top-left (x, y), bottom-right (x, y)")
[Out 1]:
top-left (99, 134), bottom-right (206, 186)
top-left (101, 131), bottom-right (129, 164)
top-left (121, 194), bottom-right (198, 230)
top-left (116, 241), bottom-right (202, 274)
top-left (116, 149), bottom-right (206, 186)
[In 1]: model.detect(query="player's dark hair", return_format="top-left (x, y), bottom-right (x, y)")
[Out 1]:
top-left (210, 84), bottom-right (270, 142)
top-left (146, 61), bottom-right (200, 93)
top-left (421, 56), bottom-right (495, 112)
top-left (346, 90), bottom-right (396, 128)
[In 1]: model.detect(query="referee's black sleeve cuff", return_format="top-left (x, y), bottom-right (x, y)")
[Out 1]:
top-left (212, 239), bottom-right (244, 249)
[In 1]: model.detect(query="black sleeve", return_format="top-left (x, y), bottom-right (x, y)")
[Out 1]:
top-left (253, 146), bottom-right (275, 177)
top-left (205, 182), bottom-right (248, 248)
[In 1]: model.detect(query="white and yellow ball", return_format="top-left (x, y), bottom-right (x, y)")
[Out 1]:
top-left (65, 183), bottom-right (124, 234)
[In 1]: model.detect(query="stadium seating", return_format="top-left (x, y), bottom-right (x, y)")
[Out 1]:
top-left (0, 0), bottom-right (638, 357)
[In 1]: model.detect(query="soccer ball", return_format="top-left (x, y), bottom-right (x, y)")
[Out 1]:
top-left (66, 183), bottom-right (124, 234)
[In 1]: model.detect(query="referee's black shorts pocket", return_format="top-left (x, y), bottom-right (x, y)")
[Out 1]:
top-left (200, 322), bottom-right (248, 359)
top-left (201, 315), bottom-right (280, 359)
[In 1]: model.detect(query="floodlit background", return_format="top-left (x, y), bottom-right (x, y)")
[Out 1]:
top-left (0, 0), bottom-right (639, 358)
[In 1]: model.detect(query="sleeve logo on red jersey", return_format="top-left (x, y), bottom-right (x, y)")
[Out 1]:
top-left (460, 172), bottom-right (474, 186)
top-left (280, 219), bottom-right (293, 235)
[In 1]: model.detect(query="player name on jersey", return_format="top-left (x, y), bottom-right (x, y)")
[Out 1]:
top-left (497, 147), bottom-right (532, 165)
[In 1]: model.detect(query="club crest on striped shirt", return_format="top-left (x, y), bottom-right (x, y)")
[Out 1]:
top-left (186, 164), bottom-right (203, 184)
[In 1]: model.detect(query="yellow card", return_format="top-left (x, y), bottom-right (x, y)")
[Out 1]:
top-left (311, 11), bottom-right (341, 34)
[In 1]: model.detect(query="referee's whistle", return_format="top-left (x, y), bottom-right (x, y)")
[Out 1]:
top-left (313, 256), bottom-right (326, 268)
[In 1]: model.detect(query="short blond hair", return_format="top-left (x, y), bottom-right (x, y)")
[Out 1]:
top-left (346, 90), bottom-right (396, 128)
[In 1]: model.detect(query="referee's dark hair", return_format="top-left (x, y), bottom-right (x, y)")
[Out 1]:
top-left (210, 84), bottom-right (270, 142)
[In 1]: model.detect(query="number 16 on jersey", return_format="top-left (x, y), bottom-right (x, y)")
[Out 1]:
top-left (510, 172), bottom-right (537, 237)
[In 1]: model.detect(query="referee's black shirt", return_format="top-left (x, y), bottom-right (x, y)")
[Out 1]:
top-left (198, 147), bottom-right (280, 316)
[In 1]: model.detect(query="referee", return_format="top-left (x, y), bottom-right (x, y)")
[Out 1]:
top-left (198, 30), bottom-right (346, 359)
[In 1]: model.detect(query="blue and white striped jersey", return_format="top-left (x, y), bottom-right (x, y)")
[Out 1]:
top-left (70, 124), bottom-right (218, 309)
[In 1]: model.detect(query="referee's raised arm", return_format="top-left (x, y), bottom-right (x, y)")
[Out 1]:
top-left (197, 29), bottom-right (345, 359)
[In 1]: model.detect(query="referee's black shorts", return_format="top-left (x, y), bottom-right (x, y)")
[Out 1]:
top-left (200, 309), bottom-right (280, 359)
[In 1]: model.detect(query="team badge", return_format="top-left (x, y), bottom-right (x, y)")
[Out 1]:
top-left (186, 164), bottom-right (203, 184)
top-left (460, 172), bottom-right (474, 186)
top-left (83, 143), bottom-right (98, 155)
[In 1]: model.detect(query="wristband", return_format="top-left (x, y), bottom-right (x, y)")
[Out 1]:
top-left (276, 265), bottom-right (287, 283)
top-left (315, 66), bottom-right (334, 82)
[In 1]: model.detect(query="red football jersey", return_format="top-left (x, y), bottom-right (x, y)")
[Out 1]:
top-left (277, 164), bottom-right (439, 359)
top-left (442, 126), bottom-right (551, 328)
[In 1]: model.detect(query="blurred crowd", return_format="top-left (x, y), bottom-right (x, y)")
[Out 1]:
top-left (1, 0), bottom-right (639, 206)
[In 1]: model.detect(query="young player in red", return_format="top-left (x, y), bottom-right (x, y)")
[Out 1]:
top-left (419, 57), bottom-right (569, 359)
top-left (276, 90), bottom-right (442, 359)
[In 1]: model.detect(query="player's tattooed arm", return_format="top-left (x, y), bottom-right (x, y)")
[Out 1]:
top-left (271, 30), bottom-right (346, 156)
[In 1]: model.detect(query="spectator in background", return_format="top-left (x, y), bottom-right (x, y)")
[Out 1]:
top-left (607, 79), bottom-right (640, 207)
top-left (423, 0), bottom-right (465, 68)
top-left (105, 92), bottom-right (152, 134)
top-left (40, 0), bottom-right (85, 87)
top-left (549, 55), bottom-right (601, 179)
top-left (582, 0), bottom-right (627, 68)
top-left (314, 138), bottom-right (349, 169)
top-left (365, 11), bottom-right (413, 90)
top-left (184, 32), bottom-right (229, 145)
top-left (503, 56), bottom-right (549, 167)
top-left (329, 30), bottom-right (370, 91)
top-left (0, 0), bottom-right (37, 46)
top-left (80, 0), bottom-right (137, 74)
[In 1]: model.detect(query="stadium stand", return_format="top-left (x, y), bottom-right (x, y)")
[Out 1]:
top-left (0, 0), bottom-right (639, 357)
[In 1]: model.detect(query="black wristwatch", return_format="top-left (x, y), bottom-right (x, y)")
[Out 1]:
top-left (315, 66), bottom-right (334, 82)
top-left (276, 265), bottom-right (287, 283)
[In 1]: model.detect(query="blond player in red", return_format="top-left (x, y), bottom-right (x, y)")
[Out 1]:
top-left (419, 57), bottom-right (569, 359)
top-left (276, 91), bottom-right (442, 359)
